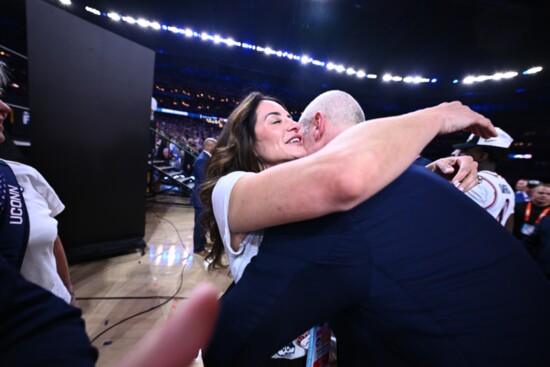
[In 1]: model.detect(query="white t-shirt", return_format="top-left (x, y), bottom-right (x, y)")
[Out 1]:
top-left (465, 170), bottom-right (515, 226)
top-left (6, 160), bottom-right (70, 304)
top-left (212, 171), bottom-right (263, 283)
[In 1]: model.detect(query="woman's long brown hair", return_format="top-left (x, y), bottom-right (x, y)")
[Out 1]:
top-left (199, 92), bottom-right (285, 270)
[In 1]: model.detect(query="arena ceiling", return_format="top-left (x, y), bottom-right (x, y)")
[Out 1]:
top-left (2, 0), bottom-right (550, 106)
top-left (66, 1), bottom-right (550, 81)
top-left (1, 1), bottom-right (549, 174)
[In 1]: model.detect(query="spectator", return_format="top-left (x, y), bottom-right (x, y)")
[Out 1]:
top-left (515, 178), bottom-right (530, 203)
top-left (527, 179), bottom-right (542, 199)
top-left (452, 127), bottom-right (515, 229)
top-left (191, 137), bottom-right (217, 256)
top-left (0, 62), bottom-right (75, 305)
top-left (513, 183), bottom-right (550, 239)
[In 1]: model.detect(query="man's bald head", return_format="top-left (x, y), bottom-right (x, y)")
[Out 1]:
top-left (299, 90), bottom-right (365, 153)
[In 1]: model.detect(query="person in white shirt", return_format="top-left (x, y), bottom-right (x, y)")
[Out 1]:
top-left (453, 127), bottom-right (515, 231)
top-left (0, 62), bottom-right (74, 305)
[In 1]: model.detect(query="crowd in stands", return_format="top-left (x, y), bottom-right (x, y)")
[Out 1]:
top-left (155, 114), bottom-right (222, 150)
top-left (152, 114), bottom-right (222, 176)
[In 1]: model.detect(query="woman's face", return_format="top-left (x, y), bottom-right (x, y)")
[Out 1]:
top-left (254, 100), bottom-right (307, 168)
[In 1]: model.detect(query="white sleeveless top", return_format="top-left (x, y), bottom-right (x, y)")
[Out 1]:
top-left (212, 171), bottom-right (262, 282)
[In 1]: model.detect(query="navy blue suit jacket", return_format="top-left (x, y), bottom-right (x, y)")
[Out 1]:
top-left (204, 165), bottom-right (550, 367)
top-left (191, 151), bottom-right (210, 208)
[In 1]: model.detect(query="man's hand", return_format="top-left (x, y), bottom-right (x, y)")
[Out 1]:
top-left (427, 155), bottom-right (479, 192)
top-left (431, 101), bottom-right (497, 138)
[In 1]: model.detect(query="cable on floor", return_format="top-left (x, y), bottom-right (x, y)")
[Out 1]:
top-left (89, 213), bottom-right (191, 344)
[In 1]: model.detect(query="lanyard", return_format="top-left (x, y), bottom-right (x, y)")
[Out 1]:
top-left (524, 201), bottom-right (550, 224)
top-left (0, 160), bottom-right (30, 269)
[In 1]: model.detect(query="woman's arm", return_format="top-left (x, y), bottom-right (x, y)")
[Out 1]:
top-left (53, 235), bottom-right (75, 305)
top-left (229, 101), bottom-right (495, 234)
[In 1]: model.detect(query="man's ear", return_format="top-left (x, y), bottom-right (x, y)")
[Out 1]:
top-left (313, 112), bottom-right (325, 142)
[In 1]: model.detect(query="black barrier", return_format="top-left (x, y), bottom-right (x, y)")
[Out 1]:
top-left (26, 0), bottom-right (154, 260)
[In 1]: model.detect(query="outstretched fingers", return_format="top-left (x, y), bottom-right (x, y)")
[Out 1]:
top-left (430, 155), bottom-right (479, 192)
top-left (451, 156), bottom-right (479, 192)
top-left (467, 114), bottom-right (497, 139)
top-left (436, 101), bottom-right (497, 138)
